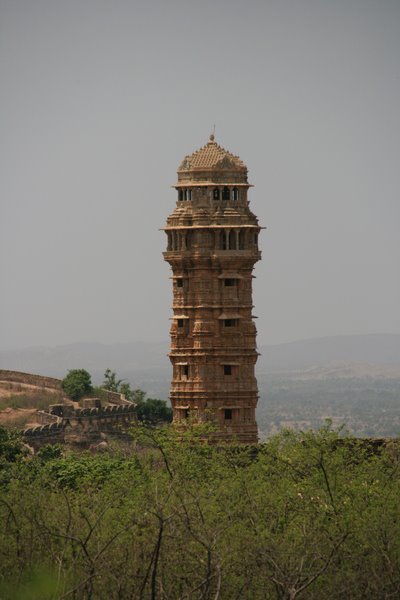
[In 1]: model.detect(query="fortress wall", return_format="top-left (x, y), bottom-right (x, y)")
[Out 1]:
top-left (36, 410), bottom-right (62, 425)
top-left (0, 370), bottom-right (134, 405)
top-left (23, 405), bottom-right (137, 449)
top-left (0, 371), bottom-right (128, 403)
top-left (101, 389), bottom-right (130, 405)
top-left (0, 369), bottom-right (62, 390)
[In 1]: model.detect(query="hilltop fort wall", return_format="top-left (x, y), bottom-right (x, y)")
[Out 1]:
top-left (0, 369), bottom-right (136, 449)
top-left (23, 403), bottom-right (137, 449)
top-left (0, 369), bottom-right (62, 390)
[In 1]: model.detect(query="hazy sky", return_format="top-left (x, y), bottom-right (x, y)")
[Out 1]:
top-left (1, 0), bottom-right (399, 350)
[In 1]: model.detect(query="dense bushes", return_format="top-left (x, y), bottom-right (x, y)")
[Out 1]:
top-left (61, 369), bottom-right (92, 400)
top-left (1, 425), bottom-right (400, 599)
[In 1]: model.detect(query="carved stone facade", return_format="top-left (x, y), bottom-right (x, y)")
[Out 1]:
top-left (163, 136), bottom-right (262, 443)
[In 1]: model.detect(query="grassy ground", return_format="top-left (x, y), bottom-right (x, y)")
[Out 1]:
top-left (0, 382), bottom-right (66, 429)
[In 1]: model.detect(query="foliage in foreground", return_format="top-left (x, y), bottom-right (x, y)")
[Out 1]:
top-left (1, 424), bottom-right (400, 599)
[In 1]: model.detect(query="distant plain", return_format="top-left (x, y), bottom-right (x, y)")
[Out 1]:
top-left (2, 334), bottom-right (400, 438)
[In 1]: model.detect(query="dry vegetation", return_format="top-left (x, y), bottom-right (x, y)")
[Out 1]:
top-left (0, 381), bottom-right (65, 429)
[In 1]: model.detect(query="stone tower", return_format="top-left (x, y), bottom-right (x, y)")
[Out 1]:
top-left (163, 135), bottom-right (262, 443)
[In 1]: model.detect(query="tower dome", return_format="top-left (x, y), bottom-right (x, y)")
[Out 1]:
top-left (177, 135), bottom-right (249, 186)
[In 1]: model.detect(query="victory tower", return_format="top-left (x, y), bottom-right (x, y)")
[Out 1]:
top-left (163, 135), bottom-right (262, 443)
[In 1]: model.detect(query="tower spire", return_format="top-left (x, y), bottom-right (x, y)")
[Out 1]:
top-left (210, 124), bottom-right (216, 141)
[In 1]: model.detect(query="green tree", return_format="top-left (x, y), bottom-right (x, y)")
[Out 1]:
top-left (102, 369), bottom-right (124, 393)
top-left (136, 397), bottom-right (173, 425)
top-left (102, 369), bottom-right (134, 400)
top-left (119, 382), bottom-right (134, 401)
top-left (0, 427), bottom-right (25, 463)
top-left (131, 388), bottom-right (146, 403)
top-left (36, 444), bottom-right (63, 463)
top-left (61, 369), bottom-right (92, 400)
top-left (1, 426), bottom-right (400, 598)
top-left (102, 369), bottom-right (172, 421)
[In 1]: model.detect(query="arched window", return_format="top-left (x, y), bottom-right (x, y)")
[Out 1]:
top-left (222, 186), bottom-right (230, 200)
top-left (233, 187), bottom-right (239, 201)
top-left (187, 189), bottom-right (192, 201)
top-left (213, 188), bottom-right (220, 200)
top-left (229, 230), bottom-right (236, 250)
top-left (178, 190), bottom-right (183, 201)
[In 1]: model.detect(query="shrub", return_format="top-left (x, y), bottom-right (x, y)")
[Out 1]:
top-left (61, 369), bottom-right (92, 401)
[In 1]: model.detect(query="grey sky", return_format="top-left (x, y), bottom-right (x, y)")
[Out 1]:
top-left (1, 0), bottom-right (399, 350)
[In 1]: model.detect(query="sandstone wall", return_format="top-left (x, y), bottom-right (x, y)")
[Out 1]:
top-left (0, 370), bottom-right (128, 404)
top-left (23, 403), bottom-right (137, 449)
top-left (101, 389), bottom-right (129, 405)
top-left (0, 369), bottom-right (62, 390)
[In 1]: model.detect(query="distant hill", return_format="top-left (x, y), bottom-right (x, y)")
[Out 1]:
top-left (258, 334), bottom-right (400, 373)
top-left (0, 341), bottom-right (170, 396)
top-left (1, 334), bottom-right (400, 438)
top-left (1, 334), bottom-right (399, 383)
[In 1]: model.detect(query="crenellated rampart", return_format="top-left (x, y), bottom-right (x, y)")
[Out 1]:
top-left (100, 389), bottom-right (129, 405)
top-left (23, 402), bottom-right (137, 448)
top-left (1, 369), bottom-right (137, 449)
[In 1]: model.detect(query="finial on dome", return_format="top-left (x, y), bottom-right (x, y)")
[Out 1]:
top-left (209, 124), bottom-right (216, 142)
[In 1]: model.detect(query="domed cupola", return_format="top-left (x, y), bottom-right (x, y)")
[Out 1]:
top-left (177, 134), bottom-right (249, 187)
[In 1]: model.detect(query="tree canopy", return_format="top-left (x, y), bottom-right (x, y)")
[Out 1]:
top-left (1, 425), bottom-right (400, 598)
top-left (61, 369), bottom-right (92, 400)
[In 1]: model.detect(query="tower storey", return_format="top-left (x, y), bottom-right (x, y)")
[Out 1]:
top-left (163, 135), bottom-right (262, 443)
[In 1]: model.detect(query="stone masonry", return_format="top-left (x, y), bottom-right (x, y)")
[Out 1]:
top-left (163, 135), bottom-right (263, 443)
